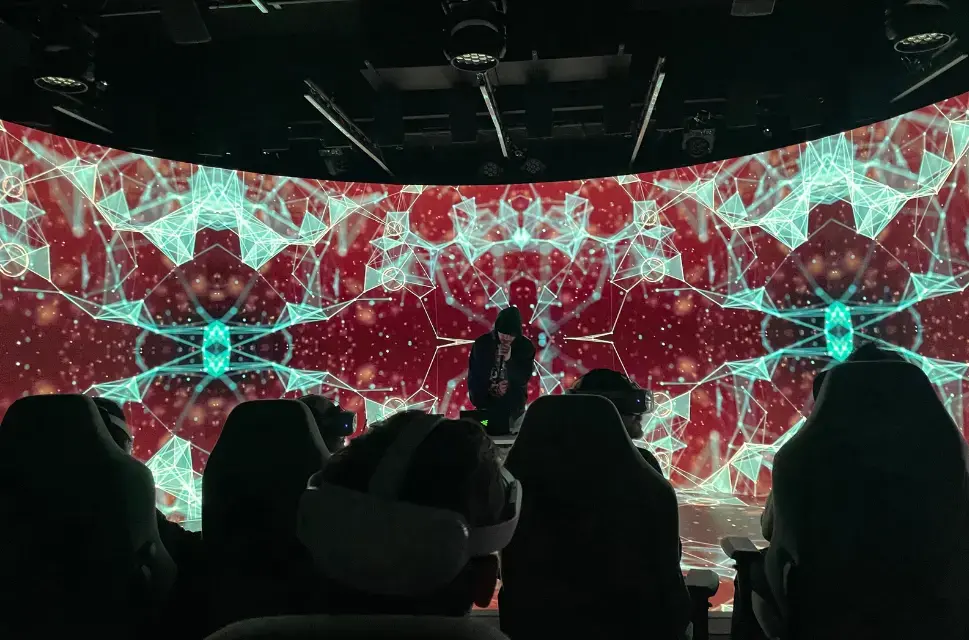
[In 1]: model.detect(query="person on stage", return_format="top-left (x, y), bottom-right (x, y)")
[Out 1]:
top-left (467, 306), bottom-right (535, 436)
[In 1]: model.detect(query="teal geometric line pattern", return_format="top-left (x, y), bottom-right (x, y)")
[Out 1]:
top-left (202, 322), bottom-right (232, 377)
top-left (145, 433), bottom-right (202, 531)
top-left (1, 93), bottom-right (968, 526)
top-left (94, 166), bottom-right (361, 269)
top-left (824, 302), bottom-right (855, 362)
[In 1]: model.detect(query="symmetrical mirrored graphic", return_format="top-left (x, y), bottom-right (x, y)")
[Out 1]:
top-left (2, 94), bottom-right (968, 596)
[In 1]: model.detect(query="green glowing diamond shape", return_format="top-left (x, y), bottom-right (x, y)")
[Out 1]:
top-left (202, 321), bottom-right (231, 377)
top-left (824, 302), bottom-right (854, 362)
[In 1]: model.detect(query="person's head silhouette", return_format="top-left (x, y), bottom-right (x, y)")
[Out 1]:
top-left (314, 410), bottom-right (512, 616)
top-left (569, 369), bottom-right (649, 439)
top-left (298, 394), bottom-right (354, 453)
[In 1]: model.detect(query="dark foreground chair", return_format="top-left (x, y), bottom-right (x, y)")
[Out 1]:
top-left (202, 399), bottom-right (330, 631)
top-left (498, 394), bottom-right (716, 639)
top-left (725, 358), bottom-right (969, 640)
top-left (0, 394), bottom-right (175, 637)
top-left (204, 615), bottom-right (508, 639)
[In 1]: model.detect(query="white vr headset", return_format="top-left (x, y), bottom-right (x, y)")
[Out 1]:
top-left (297, 413), bottom-right (521, 597)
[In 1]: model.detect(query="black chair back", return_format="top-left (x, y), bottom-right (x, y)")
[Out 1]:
top-left (0, 394), bottom-right (175, 637)
top-left (202, 400), bottom-right (330, 629)
top-left (768, 360), bottom-right (969, 638)
top-left (499, 394), bottom-right (691, 639)
top-left (205, 614), bottom-right (508, 639)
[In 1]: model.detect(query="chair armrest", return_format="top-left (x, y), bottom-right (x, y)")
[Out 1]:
top-left (685, 569), bottom-right (719, 640)
top-left (721, 536), bottom-right (759, 559)
top-left (720, 537), bottom-right (770, 640)
top-left (686, 568), bottom-right (720, 597)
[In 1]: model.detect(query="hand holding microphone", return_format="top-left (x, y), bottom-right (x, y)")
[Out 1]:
top-left (498, 342), bottom-right (511, 361)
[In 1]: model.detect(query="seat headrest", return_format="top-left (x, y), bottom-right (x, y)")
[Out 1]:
top-left (798, 359), bottom-right (966, 482)
top-left (780, 359), bottom-right (969, 598)
top-left (506, 394), bottom-right (646, 481)
top-left (0, 394), bottom-right (176, 615)
top-left (203, 400), bottom-right (330, 538)
top-left (297, 413), bottom-right (521, 597)
top-left (206, 399), bottom-right (330, 470)
top-left (205, 614), bottom-right (510, 640)
top-left (814, 360), bottom-right (954, 431)
top-left (0, 394), bottom-right (122, 467)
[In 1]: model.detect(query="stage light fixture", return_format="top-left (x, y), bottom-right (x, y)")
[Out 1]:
top-left (453, 52), bottom-right (498, 70)
top-left (479, 161), bottom-right (502, 179)
top-left (444, 1), bottom-right (507, 72)
top-left (886, 0), bottom-right (954, 55)
top-left (521, 157), bottom-right (545, 176)
top-left (898, 31), bottom-right (951, 52)
top-left (34, 75), bottom-right (88, 94)
top-left (32, 14), bottom-right (98, 95)
top-left (682, 112), bottom-right (716, 159)
top-left (683, 134), bottom-right (713, 158)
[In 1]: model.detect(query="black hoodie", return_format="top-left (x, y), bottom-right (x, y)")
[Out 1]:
top-left (467, 307), bottom-right (536, 418)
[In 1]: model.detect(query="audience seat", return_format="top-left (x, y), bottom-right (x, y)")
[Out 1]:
top-left (202, 399), bottom-right (331, 631)
top-left (725, 359), bottom-right (969, 640)
top-left (498, 394), bottom-right (711, 639)
top-left (204, 615), bottom-right (508, 639)
top-left (0, 394), bottom-right (175, 637)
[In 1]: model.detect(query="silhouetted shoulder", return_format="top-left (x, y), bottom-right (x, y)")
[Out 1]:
top-left (515, 336), bottom-right (536, 356)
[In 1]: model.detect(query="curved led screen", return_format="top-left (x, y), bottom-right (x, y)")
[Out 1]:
top-left (1, 93), bottom-right (968, 535)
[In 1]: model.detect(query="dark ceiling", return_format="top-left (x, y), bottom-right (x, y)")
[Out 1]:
top-left (1, 0), bottom-right (968, 184)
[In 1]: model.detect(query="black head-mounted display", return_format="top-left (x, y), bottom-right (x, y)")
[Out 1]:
top-left (299, 395), bottom-right (357, 439)
top-left (567, 374), bottom-right (654, 416)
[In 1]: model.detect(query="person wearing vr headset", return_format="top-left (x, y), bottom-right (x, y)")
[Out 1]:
top-left (297, 409), bottom-right (521, 617)
top-left (297, 394), bottom-right (356, 454)
top-left (568, 368), bottom-right (663, 474)
top-left (467, 306), bottom-right (536, 436)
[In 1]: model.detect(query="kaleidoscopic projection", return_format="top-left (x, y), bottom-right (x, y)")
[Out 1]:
top-left (2, 94), bottom-right (969, 549)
